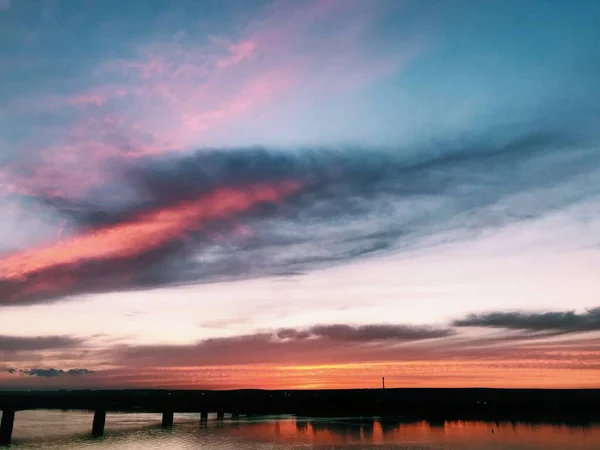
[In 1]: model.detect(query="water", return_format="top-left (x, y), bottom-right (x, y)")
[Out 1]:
top-left (3, 410), bottom-right (600, 449)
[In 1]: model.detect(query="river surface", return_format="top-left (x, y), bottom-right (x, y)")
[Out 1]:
top-left (2, 410), bottom-right (600, 449)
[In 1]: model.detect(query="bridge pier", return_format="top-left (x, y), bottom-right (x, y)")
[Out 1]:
top-left (200, 412), bottom-right (208, 422)
top-left (216, 412), bottom-right (224, 420)
top-left (0, 410), bottom-right (15, 446)
top-left (161, 411), bottom-right (174, 428)
top-left (91, 409), bottom-right (106, 436)
top-left (232, 412), bottom-right (240, 419)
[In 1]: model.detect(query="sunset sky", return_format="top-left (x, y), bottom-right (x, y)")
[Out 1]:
top-left (1, 0), bottom-right (600, 390)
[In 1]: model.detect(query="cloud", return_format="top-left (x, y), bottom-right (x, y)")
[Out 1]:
top-left (454, 307), bottom-right (600, 334)
top-left (111, 323), bottom-right (454, 368)
top-left (16, 368), bottom-right (95, 377)
top-left (0, 181), bottom-right (302, 306)
top-left (1, 122), bottom-right (599, 307)
top-left (19, 368), bottom-right (62, 378)
top-left (65, 368), bottom-right (95, 376)
top-left (1, 0), bottom-right (598, 309)
top-left (215, 39), bottom-right (257, 68)
top-left (279, 324), bottom-right (454, 343)
top-left (99, 315), bottom-right (600, 376)
top-left (0, 335), bottom-right (82, 352)
top-left (1, 313), bottom-right (599, 388)
top-left (304, 324), bottom-right (453, 341)
top-left (0, 0), bottom-right (425, 306)
top-left (0, 0), bottom-right (9, 12)
top-left (276, 329), bottom-right (312, 340)
top-left (2, 0), bottom-right (414, 204)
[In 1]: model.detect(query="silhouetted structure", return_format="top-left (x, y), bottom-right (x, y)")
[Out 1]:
top-left (1, 388), bottom-right (600, 445)
top-left (161, 410), bottom-right (174, 428)
top-left (91, 409), bottom-right (106, 436)
top-left (0, 410), bottom-right (14, 446)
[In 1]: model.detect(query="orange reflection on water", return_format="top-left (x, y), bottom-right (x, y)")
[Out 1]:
top-left (219, 418), bottom-right (600, 449)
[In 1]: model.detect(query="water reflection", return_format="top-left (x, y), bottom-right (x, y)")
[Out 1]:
top-left (6, 410), bottom-right (600, 449)
top-left (222, 416), bottom-right (600, 448)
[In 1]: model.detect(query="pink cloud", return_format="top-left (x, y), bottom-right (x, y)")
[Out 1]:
top-left (215, 39), bottom-right (258, 68)
top-left (114, 56), bottom-right (169, 80)
top-left (0, 0), bottom-right (10, 12)
top-left (104, 0), bottom-right (408, 151)
top-left (177, 68), bottom-right (295, 146)
top-left (3, 0), bottom-right (420, 203)
top-left (69, 94), bottom-right (108, 107)
top-left (9, 86), bottom-right (128, 114)
top-left (3, 330), bottom-right (600, 389)
top-left (0, 180), bottom-right (304, 304)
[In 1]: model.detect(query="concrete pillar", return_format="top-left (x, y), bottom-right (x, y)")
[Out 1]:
top-left (91, 409), bottom-right (106, 437)
top-left (232, 412), bottom-right (240, 419)
top-left (0, 410), bottom-right (15, 446)
top-left (162, 411), bottom-right (174, 428)
top-left (216, 412), bottom-right (224, 420)
top-left (200, 412), bottom-right (208, 422)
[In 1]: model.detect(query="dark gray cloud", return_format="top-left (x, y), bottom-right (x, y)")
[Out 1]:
top-left (65, 368), bottom-right (95, 376)
top-left (0, 335), bottom-right (82, 351)
top-left (306, 324), bottom-right (452, 341)
top-left (71, 130), bottom-right (587, 229)
top-left (276, 329), bottom-right (312, 340)
top-left (15, 368), bottom-right (95, 377)
top-left (276, 324), bottom-right (453, 342)
top-left (275, 324), bottom-right (453, 343)
top-left (454, 307), bottom-right (600, 334)
top-left (2, 118), bottom-right (600, 306)
top-left (112, 131), bottom-right (599, 287)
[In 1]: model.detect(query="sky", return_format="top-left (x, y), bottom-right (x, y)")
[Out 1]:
top-left (1, 0), bottom-right (600, 390)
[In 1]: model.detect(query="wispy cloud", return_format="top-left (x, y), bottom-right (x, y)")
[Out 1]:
top-left (0, 181), bottom-right (301, 305)
top-left (2, 306), bottom-right (599, 388)
top-left (0, 335), bottom-right (82, 352)
top-left (106, 315), bottom-right (599, 370)
top-left (109, 325), bottom-right (453, 368)
top-left (291, 324), bottom-right (453, 341)
top-left (1, 0), bottom-right (415, 206)
top-left (1, 0), bottom-right (599, 313)
top-left (1, 119), bottom-right (599, 306)
top-left (454, 307), bottom-right (600, 334)
top-left (13, 368), bottom-right (94, 378)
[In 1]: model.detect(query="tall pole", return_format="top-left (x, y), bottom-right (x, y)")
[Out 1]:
top-left (382, 377), bottom-right (385, 389)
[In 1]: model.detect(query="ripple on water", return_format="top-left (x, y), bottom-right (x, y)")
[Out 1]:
top-left (3, 410), bottom-right (600, 450)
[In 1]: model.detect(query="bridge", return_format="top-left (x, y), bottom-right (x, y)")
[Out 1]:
top-left (2, 388), bottom-right (600, 445)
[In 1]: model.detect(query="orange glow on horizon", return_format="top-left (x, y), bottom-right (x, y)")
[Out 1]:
top-left (5, 361), bottom-right (591, 390)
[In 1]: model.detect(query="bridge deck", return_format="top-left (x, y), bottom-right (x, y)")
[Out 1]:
top-left (2, 388), bottom-right (600, 415)
top-left (2, 388), bottom-right (600, 445)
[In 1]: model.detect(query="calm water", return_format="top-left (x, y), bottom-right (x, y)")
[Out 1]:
top-left (3, 410), bottom-right (600, 449)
